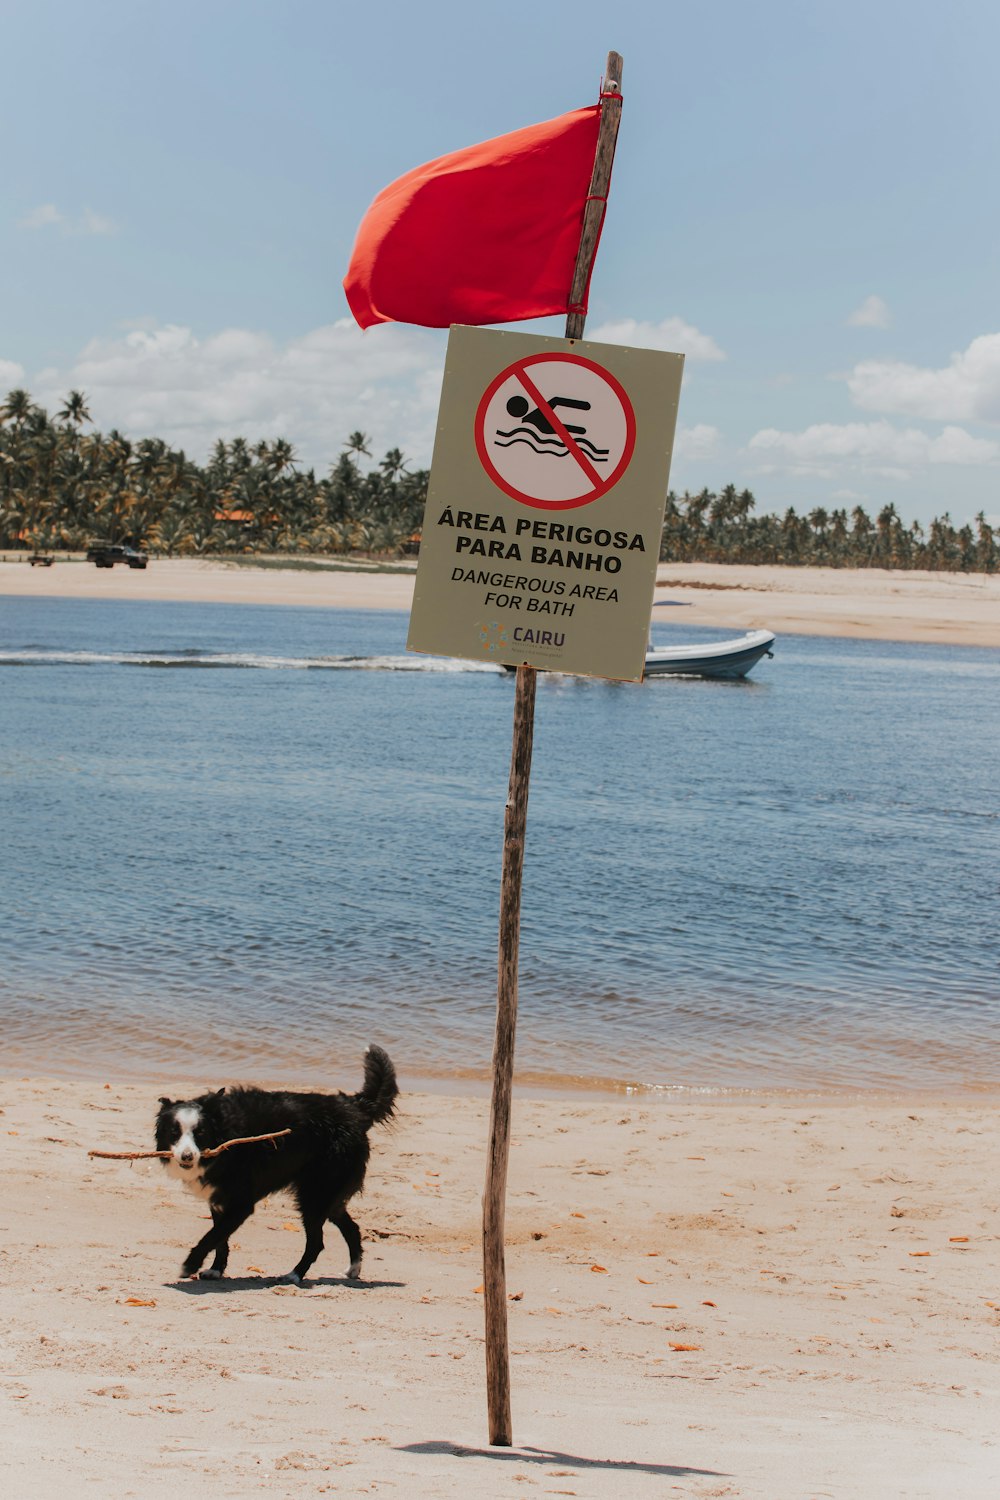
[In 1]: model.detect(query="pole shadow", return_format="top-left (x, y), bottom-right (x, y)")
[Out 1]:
top-left (398, 1440), bottom-right (728, 1480)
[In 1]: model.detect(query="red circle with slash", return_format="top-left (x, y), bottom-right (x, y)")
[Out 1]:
top-left (474, 352), bottom-right (636, 510)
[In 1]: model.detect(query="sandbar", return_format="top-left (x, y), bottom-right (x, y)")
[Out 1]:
top-left (2, 556), bottom-right (1000, 647)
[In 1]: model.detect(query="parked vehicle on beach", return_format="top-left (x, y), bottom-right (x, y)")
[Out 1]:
top-left (86, 543), bottom-right (148, 569)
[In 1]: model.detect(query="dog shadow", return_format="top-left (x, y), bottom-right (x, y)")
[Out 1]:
top-left (170, 1274), bottom-right (406, 1295)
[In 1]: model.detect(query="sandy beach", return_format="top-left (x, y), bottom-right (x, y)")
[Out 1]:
top-left (3, 555), bottom-right (1000, 647)
top-left (1, 1077), bottom-right (997, 1498)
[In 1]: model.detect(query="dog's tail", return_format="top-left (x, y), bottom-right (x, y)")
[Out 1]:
top-left (353, 1044), bottom-right (398, 1127)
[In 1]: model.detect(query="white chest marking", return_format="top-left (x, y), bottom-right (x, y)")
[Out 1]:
top-left (178, 1168), bottom-right (215, 1202)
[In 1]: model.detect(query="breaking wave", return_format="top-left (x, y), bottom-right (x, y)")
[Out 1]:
top-left (0, 648), bottom-right (503, 673)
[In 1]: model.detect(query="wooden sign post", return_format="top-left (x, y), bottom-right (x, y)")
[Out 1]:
top-left (482, 50), bottom-right (624, 1449)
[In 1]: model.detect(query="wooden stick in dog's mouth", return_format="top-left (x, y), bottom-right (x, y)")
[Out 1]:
top-left (88, 1128), bottom-right (293, 1161)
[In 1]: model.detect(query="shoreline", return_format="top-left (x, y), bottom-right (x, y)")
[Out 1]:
top-left (2, 1074), bottom-right (996, 1497)
top-left (5, 1057), bottom-right (1000, 1108)
top-left (3, 555), bottom-right (1000, 647)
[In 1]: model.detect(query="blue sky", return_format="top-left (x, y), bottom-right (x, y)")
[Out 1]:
top-left (3, 0), bottom-right (999, 527)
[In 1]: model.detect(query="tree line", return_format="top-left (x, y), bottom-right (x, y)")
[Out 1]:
top-left (660, 483), bottom-right (998, 572)
top-left (1, 389), bottom-right (996, 571)
top-left (0, 389), bottom-right (427, 558)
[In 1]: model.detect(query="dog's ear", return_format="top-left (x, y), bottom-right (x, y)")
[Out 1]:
top-left (214, 1087), bottom-right (226, 1097)
top-left (158, 1096), bottom-right (173, 1109)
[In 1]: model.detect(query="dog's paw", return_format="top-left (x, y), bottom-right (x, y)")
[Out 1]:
top-left (281, 1272), bottom-right (303, 1287)
top-left (346, 1260), bottom-right (363, 1281)
top-left (199, 1268), bottom-right (225, 1281)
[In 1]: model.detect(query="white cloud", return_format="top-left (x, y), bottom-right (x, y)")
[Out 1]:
top-left (847, 333), bottom-right (1000, 425)
top-left (15, 203), bottom-right (117, 235)
top-left (847, 295), bottom-right (890, 329)
top-left (34, 317), bottom-right (730, 471)
top-left (17, 203), bottom-right (62, 230)
top-left (32, 319), bottom-right (447, 468)
top-left (927, 425), bottom-right (1000, 464)
top-left (0, 358), bottom-right (27, 389)
top-left (747, 420), bottom-right (1000, 477)
top-left (674, 423), bottom-right (721, 461)
top-left (586, 316), bottom-right (726, 362)
top-left (78, 207), bottom-right (118, 236)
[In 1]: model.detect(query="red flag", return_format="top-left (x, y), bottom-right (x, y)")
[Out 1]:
top-left (343, 105), bottom-right (605, 330)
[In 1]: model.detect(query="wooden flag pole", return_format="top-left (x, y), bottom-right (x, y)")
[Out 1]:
top-left (566, 52), bottom-right (623, 343)
top-left (482, 658), bottom-right (535, 1447)
top-left (482, 49), bottom-right (624, 1449)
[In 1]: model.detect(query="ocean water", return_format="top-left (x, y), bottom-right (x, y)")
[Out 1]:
top-left (1, 593), bottom-right (998, 1096)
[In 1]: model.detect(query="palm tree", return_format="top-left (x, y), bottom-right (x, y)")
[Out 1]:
top-left (228, 437), bottom-right (252, 474)
top-left (974, 512), bottom-right (997, 573)
top-left (850, 505), bottom-right (874, 563)
top-left (0, 388), bottom-right (36, 430)
top-left (379, 447), bottom-right (406, 481)
top-left (57, 390), bottom-right (92, 428)
top-left (268, 437), bottom-right (298, 475)
top-left (825, 509), bottom-right (848, 565)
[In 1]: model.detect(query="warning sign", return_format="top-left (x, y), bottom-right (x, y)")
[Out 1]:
top-left (408, 326), bottom-right (684, 682)
top-left (474, 353), bottom-right (636, 509)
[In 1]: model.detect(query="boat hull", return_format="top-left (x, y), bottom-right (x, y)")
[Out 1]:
top-left (644, 630), bottom-right (775, 681)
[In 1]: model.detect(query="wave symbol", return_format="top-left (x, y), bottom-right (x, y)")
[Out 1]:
top-left (493, 426), bottom-right (610, 462)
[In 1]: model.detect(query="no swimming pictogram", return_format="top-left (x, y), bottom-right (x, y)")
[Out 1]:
top-left (474, 352), bottom-right (636, 510)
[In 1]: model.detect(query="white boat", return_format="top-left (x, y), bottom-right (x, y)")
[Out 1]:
top-left (644, 629), bottom-right (775, 680)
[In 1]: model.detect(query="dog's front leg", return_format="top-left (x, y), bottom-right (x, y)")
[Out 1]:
top-left (199, 1207), bottom-right (235, 1280)
top-left (181, 1201), bottom-right (253, 1280)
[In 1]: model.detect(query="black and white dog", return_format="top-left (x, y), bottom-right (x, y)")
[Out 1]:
top-left (155, 1045), bottom-right (397, 1284)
